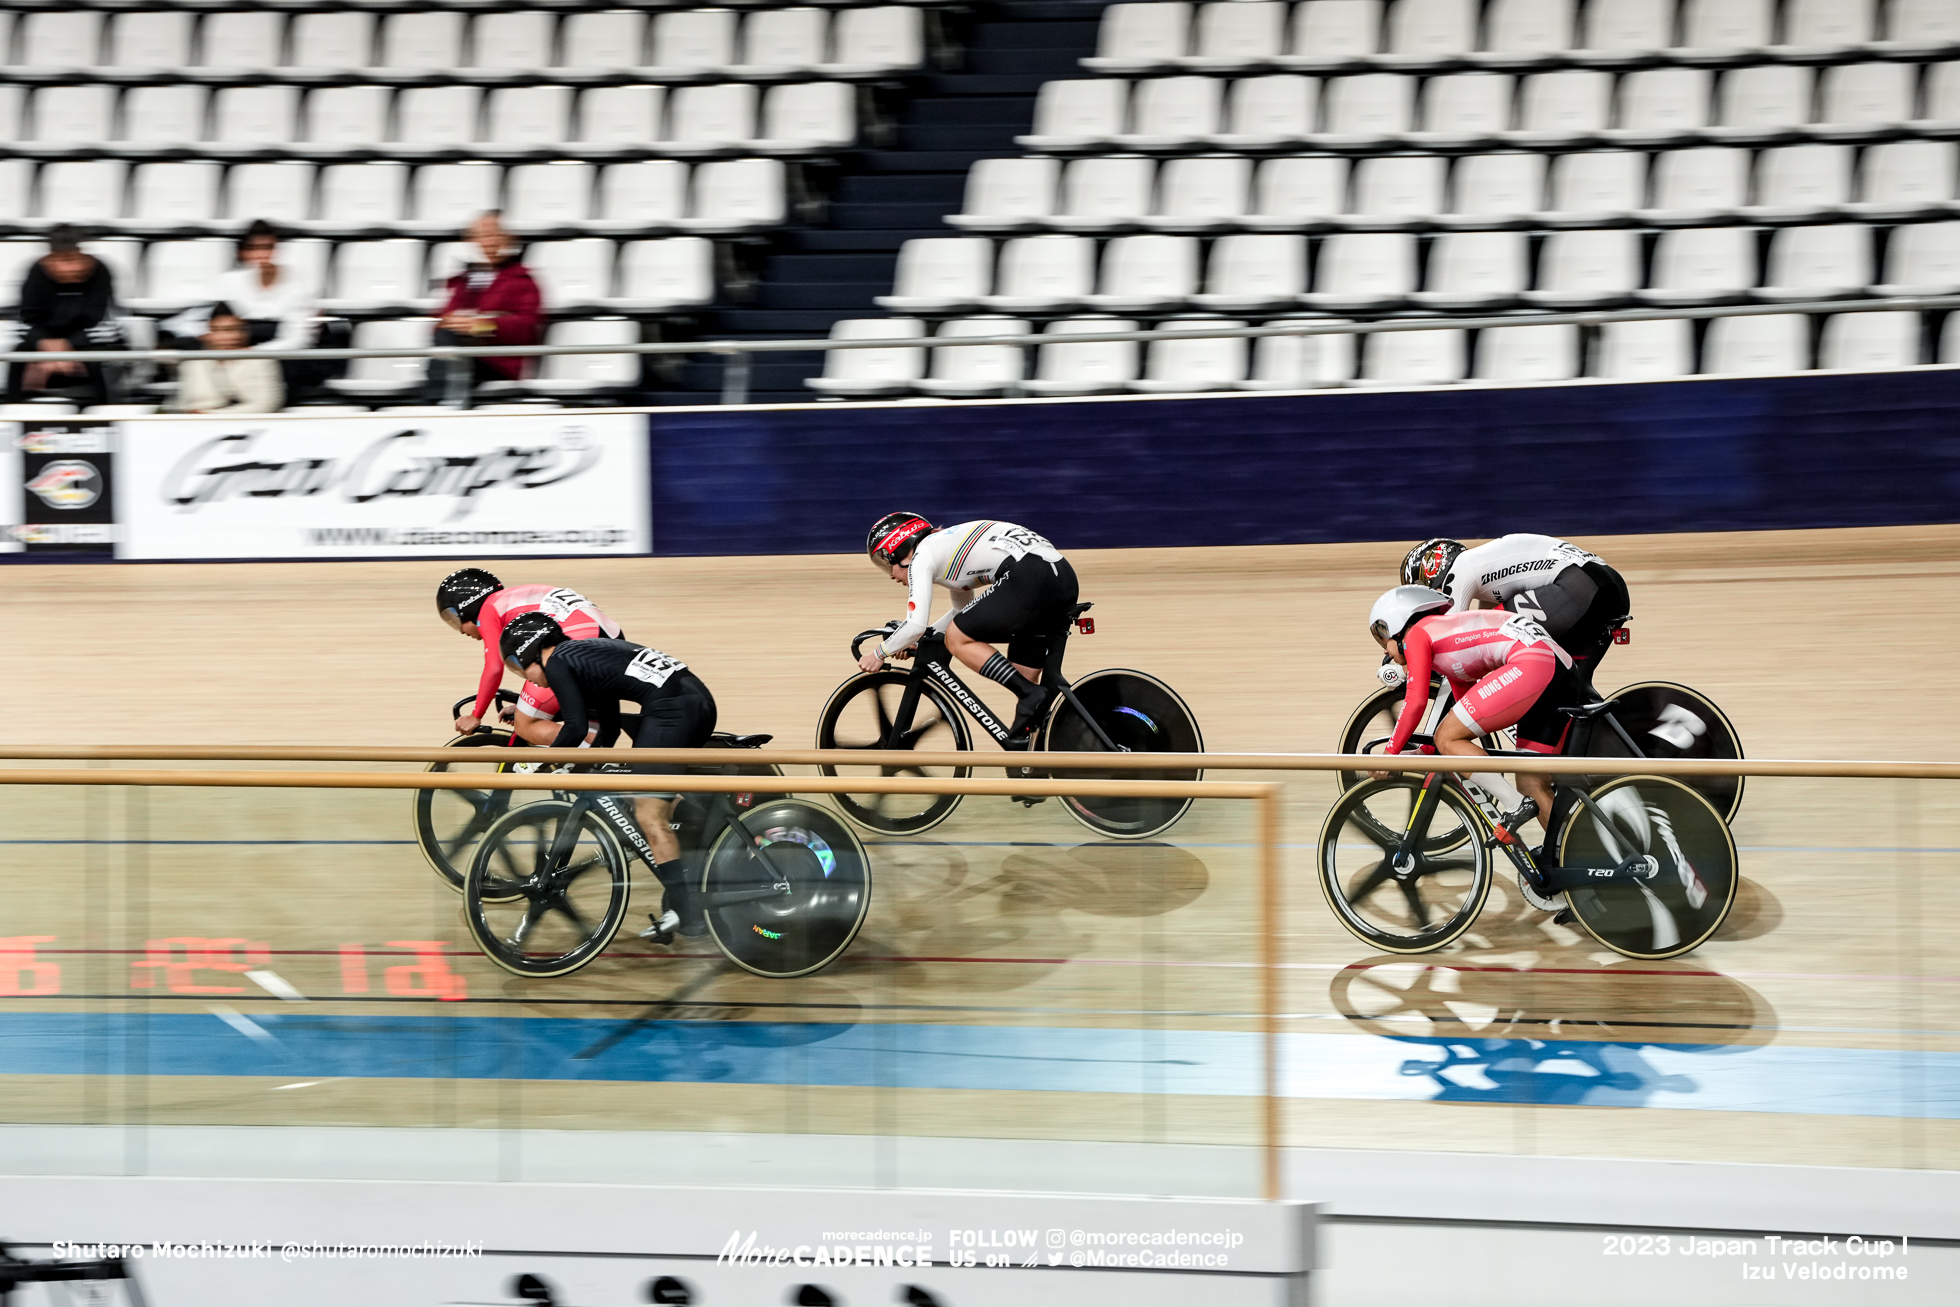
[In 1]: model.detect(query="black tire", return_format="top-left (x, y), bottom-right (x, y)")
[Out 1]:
top-left (1039, 669), bottom-right (1203, 840)
top-left (463, 800), bottom-right (633, 979)
top-left (1556, 775), bottom-right (1738, 961)
top-left (1337, 679), bottom-right (1514, 794)
top-left (414, 731), bottom-right (536, 892)
top-left (815, 670), bottom-right (972, 836)
top-left (1318, 777), bottom-right (1493, 953)
top-left (1583, 682), bottom-right (1744, 823)
top-left (701, 799), bottom-right (871, 979)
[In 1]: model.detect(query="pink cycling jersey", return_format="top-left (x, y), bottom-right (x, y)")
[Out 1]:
top-left (1385, 609), bottom-right (1572, 755)
top-left (469, 586), bottom-right (621, 721)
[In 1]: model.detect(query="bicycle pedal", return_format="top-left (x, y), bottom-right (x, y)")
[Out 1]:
top-left (1013, 794), bottom-right (1049, 809)
top-left (638, 911), bottom-right (679, 944)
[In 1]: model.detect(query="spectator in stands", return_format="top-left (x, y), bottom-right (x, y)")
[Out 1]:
top-left (173, 306), bottom-right (284, 414)
top-left (6, 225), bottom-right (122, 406)
top-left (426, 211), bottom-right (541, 407)
top-left (166, 220), bottom-right (322, 398)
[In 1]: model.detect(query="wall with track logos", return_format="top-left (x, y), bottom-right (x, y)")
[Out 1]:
top-left (8, 366), bottom-right (1960, 560)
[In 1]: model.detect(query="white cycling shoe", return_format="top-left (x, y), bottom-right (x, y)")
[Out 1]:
top-left (639, 910), bottom-right (680, 942)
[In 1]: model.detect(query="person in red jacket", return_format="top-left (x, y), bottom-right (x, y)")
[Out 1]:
top-left (427, 211), bottom-right (541, 406)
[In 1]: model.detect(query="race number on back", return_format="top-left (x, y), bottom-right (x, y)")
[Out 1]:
top-left (624, 648), bottom-right (686, 687)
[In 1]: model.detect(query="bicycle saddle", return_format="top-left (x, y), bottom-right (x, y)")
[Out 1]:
top-left (1068, 602), bottom-right (1094, 618)
top-left (1559, 698), bottom-right (1619, 720)
top-left (717, 733), bottom-right (774, 749)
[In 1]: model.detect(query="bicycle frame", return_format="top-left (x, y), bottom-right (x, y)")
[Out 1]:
top-left (546, 785), bottom-right (798, 911)
top-left (880, 619), bottom-right (1126, 754)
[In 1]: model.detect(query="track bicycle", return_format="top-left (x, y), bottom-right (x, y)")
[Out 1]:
top-left (1317, 699), bottom-right (1738, 961)
top-left (460, 734), bottom-right (872, 981)
top-left (413, 690), bottom-right (540, 890)
top-left (814, 602), bottom-right (1203, 840)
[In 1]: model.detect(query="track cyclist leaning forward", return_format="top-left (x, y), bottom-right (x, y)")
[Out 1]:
top-left (1403, 534), bottom-right (1629, 687)
top-left (436, 568), bottom-right (623, 746)
top-left (860, 513), bottom-right (1079, 747)
top-left (1369, 585), bottom-right (1583, 847)
top-left (500, 612), bottom-right (717, 940)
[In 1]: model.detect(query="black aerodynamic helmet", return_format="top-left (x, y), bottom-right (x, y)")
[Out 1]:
top-left (866, 511), bottom-right (933, 571)
top-left (500, 611), bottom-right (566, 673)
top-left (1400, 539), bottom-right (1465, 589)
top-left (436, 567), bottom-right (503, 629)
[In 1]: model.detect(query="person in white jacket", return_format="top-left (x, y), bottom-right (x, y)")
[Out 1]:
top-left (164, 221), bottom-right (321, 395)
top-left (174, 308), bottom-right (284, 414)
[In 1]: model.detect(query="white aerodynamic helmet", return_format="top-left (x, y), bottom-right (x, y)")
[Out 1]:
top-left (1369, 585), bottom-right (1451, 642)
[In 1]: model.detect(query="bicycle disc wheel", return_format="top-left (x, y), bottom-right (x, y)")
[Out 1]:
top-left (702, 799), bottom-right (871, 979)
top-left (464, 800), bottom-right (632, 979)
top-left (1318, 777), bottom-right (1493, 953)
top-left (1583, 682), bottom-right (1744, 823)
top-left (1039, 669), bottom-right (1202, 840)
top-left (414, 731), bottom-right (537, 892)
top-left (1557, 776), bottom-right (1737, 961)
top-left (816, 671), bottom-right (971, 835)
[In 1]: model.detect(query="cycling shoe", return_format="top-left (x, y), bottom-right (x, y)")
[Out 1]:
top-left (639, 911), bottom-right (679, 943)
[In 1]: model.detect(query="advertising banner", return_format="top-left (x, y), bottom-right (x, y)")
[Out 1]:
top-left (10, 420), bottom-right (114, 553)
top-left (115, 412), bottom-right (650, 560)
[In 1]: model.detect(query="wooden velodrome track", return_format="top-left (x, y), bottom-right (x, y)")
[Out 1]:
top-left (3, 524), bottom-right (1957, 1176)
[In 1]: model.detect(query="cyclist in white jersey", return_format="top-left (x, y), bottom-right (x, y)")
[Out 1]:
top-left (1402, 534), bottom-right (1630, 686)
top-left (861, 513), bottom-right (1080, 743)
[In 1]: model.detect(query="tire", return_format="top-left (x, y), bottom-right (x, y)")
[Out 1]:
top-left (1583, 682), bottom-right (1744, 823)
top-left (1039, 669), bottom-right (1203, 840)
top-left (702, 799), bottom-right (871, 979)
top-left (1318, 777), bottom-right (1493, 954)
top-left (1556, 775), bottom-right (1738, 961)
top-left (413, 731), bottom-right (537, 892)
top-left (463, 800), bottom-right (633, 979)
top-left (815, 670), bottom-right (972, 836)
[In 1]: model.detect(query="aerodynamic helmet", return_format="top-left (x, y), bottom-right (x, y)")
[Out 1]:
top-left (500, 611), bottom-right (566, 674)
top-left (866, 511), bottom-right (933, 571)
top-left (1400, 538), bottom-right (1465, 589)
top-left (436, 567), bottom-right (503, 630)
top-left (1369, 586), bottom-right (1452, 643)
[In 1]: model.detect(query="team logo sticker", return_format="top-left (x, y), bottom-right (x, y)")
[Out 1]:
top-left (26, 459), bottom-right (102, 510)
top-left (1418, 545), bottom-right (1449, 582)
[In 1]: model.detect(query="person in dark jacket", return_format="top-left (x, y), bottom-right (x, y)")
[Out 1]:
top-left (425, 210), bottom-right (542, 407)
top-left (8, 225), bottom-right (122, 406)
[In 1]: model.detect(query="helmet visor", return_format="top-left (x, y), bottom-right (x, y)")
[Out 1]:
top-left (440, 606), bottom-right (467, 633)
top-left (503, 653), bottom-right (528, 676)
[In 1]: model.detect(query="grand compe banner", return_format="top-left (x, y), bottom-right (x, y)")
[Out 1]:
top-left (115, 412), bottom-right (651, 560)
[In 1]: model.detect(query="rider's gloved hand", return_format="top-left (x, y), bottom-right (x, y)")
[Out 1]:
top-left (1377, 659), bottom-right (1406, 689)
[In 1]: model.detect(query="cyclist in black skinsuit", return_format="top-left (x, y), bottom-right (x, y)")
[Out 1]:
top-left (501, 611), bottom-right (717, 939)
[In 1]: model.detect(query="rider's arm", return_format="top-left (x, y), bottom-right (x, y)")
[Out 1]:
top-left (929, 587), bottom-right (975, 636)
top-left (879, 553), bottom-right (940, 656)
top-left (544, 658), bottom-right (589, 750)
top-left (589, 698), bottom-right (622, 751)
top-left (1439, 544), bottom-right (1480, 614)
top-left (470, 610), bottom-right (506, 721)
top-left (1385, 628), bottom-right (1436, 756)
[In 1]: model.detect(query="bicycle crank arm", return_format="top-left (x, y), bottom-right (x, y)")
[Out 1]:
top-left (1538, 854), bottom-right (1664, 893)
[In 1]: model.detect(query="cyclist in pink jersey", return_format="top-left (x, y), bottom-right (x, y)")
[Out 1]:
top-left (1368, 585), bottom-right (1580, 837)
top-left (436, 568), bottom-right (622, 745)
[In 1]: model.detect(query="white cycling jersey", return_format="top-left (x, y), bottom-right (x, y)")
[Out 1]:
top-left (1437, 534), bottom-right (1603, 613)
top-left (879, 520), bottom-right (1063, 656)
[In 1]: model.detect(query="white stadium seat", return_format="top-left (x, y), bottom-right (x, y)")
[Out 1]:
top-left (1239, 321), bottom-right (1357, 388)
top-left (0, 243), bottom-right (52, 309)
top-left (36, 162), bottom-right (126, 223)
top-left (212, 87), bottom-right (301, 149)
top-left (1019, 80), bottom-right (1129, 151)
top-left (1443, 152), bottom-right (1546, 222)
top-left (1131, 318), bottom-right (1248, 392)
top-left (1745, 144), bottom-right (1852, 221)
top-left (1643, 147), bottom-right (1749, 222)
top-left (646, 10), bottom-right (739, 79)
top-left (1085, 2), bottom-right (1191, 74)
top-left (126, 162), bottom-right (222, 229)
top-left (594, 161), bottom-right (690, 230)
top-left (878, 237), bottom-right (994, 311)
top-left (381, 11), bottom-right (465, 71)
top-left (121, 86), bottom-right (209, 147)
top-left (1514, 70), bottom-right (1613, 140)
top-left (605, 237), bottom-right (715, 312)
top-left (110, 11), bottom-right (193, 69)
top-left (1614, 68), bottom-right (1714, 143)
top-left (1893, 0), bottom-right (1960, 45)
top-left (329, 318), bottom-right (436, 401)
top-left (1288, 1), bottom-right (1382, 63)
top-left (1410, 230), bottom-right (1528, 308)
top-left (948, 158), bottom-right (1061, 232)
top-left (1323, 73), bottom-right (1416, 139)
top-left (322, 239), bottom-right (429, 313)
top-left (1181, 1), bottom-right (1285, 72)
top-left (409, 163), bottom-right (502, 233)
top-left (306, 87), bottom-right (391, 147)
top-left (579, 87), bottom-right (666, 148)
top-left (562, 12), bottom-right (648, 71)
top-left (227, 163), bottom-right (315, 225)
top-left (1359, 327), bottom-right (1466, 386)
top-left (1416, 73), bottom-right (1516, 143)
top-left (1350, 155), bottom-right (1447, 225)
top-left (1301, 232), bottom-right (1417, 310)
top-left (983, 234), bottom-right (1096, 311)
top-left (20, 12), bottom-right (103, 68)
top-left (80, 239), bottom-right (142, 299)
top-left (126, 238), bottom-right (235, 313)
top-left (526, 319), bottom-right (640, 398)
top-left (1084, 233), bottom-right (1199, 311)
top-left (1817, 62), bottom-right (1915, 134)
top-left (1546, 151), bottom-right (1645, 221)
top-left (1485, 0), bottom-right (1576, 57)
top-left (1388, 0), bottom-right (1476, 58)
top-left (915, 317), bottom-right (1028, 399)
top-left (1216, 74), bottom-right (1318, 148)
top-left (0, 87), bottom-right (21, 145)
top-left (1148, 155), bottom-right (1253, 232)
top-left (32, 86), bottom-right (115, 145)
top-left (1639, 225), bottom-right (1757, 305)
top-left (1703, 313), bottom-right (1810, 374)
top-left (198, 12), bottom-right (283, 71)
top-left (1754, 223), bottom-right (1871, 300)
top-left (315, 162), bottom-right (408, 228)
top-left (754, 81), bottom-right (855, 152)
top-left (1525, 228), bottom-right (1641, 306)
top-left (1924, 64), bottom-right (1960, 127)
top-left (826, 7), bottom-right (924, 75)
top-left (1581, 0), bottom-right (1671, 53)
top-left (732, 9), bottom-right (829, 77)
top-left (527, 238), bottom-right (615, 311)
top-left (506, 162), bottom-right (596, 231)
top-left (1192, 233), bottom-right (1307, 310)
top-left (1475, 323), bottom-right (1579, 382)
top-left (1118, 76), bottom-right (1223, 149)
top-left (1596, 318), bottom-right (1694, 379)
top-left (806, 317), bottom-right (926, 398)
top-left (397, 87), bottom-right (483, 148)
top-left (667, 84), bottom-right (759, 152)
top-left (1818, 310), bottom-right (1919, 369)
top-left (486, 88), bottom-right (575, 149)
top-left (1850, 141), bottom-right (1958, 218)
top-left (1050, 157), bottom-right (1157, 233)
top-left (1872, 221), bottom-right (1960, 295)
top-left (290, 13), bottom-right (376, 71)
top-left (1681, 0), bottom-right (1772, 51)
top-left (1713, 65), bottom-right (1814, 135)
top-left (677, 157), bottom-right (786, 232)
top-left (1022, 317), bottom-right (1140, 395)
top-left (1246, 156), bottom-right (1348, 230)
top-left (0, 162), bottom-right (31, 223)
top-left (473, 12), bottom-right (555, 72)
top-left (1785, 0), bottom-right (1874, 49)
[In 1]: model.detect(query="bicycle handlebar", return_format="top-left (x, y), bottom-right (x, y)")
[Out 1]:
top-left (850, 620), bottom-right (904, 664)
top-left (450, 689), bottom-right (521, 720)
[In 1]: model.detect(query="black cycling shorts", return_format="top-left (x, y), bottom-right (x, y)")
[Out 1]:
top-left (622, 671), bottom-right (718, 778)
top-left (1512, 658), bottom-right (1582, 754)
top-left (1505, 562), bottom-right (1629, 674)
top-left (950, 555), bottom-right (1080, 670)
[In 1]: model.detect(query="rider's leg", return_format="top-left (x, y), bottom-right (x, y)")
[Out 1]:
top-left (632, 797), bottom-right (681, 864)
top-left (1434, 714), bottom-right (1552, 823)
top-left (945, 622), bottom-right (1040, 682)
top-left (629, 679), bottom-right (718, 939)
top-left (1445, 652), bottom-right (1560, 830)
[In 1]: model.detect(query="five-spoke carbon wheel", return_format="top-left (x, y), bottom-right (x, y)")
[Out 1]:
top-left (1319, 777), bottom-right (1493, 953)
top-left (463, 800), bottom-right (633, 979)
top-left (1039, 669), bottom-right (1203, 840)
top-left (702, 799), bottom-right (872, 979)
top-left (816, 671), bottom-right (972, 835)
